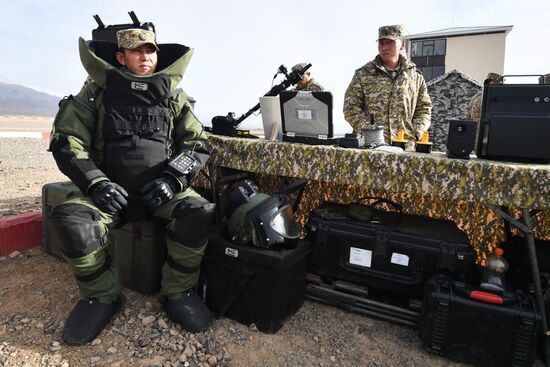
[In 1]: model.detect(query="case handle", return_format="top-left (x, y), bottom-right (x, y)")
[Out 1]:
top-left (357, 196), bottom-right (403, 214)
top-left (469, 290), bottom-right (504, 304)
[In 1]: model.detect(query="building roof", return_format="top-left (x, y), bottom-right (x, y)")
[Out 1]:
top-left (406, 25), bottom-right (513, 40)
top-left (426, 69), bottom-right (482, 87)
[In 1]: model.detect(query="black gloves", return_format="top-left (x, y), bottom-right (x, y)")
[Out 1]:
top-left (140, 175), bottom-right (183, 209)
top-left (89, 181), bottom-right (128, 214)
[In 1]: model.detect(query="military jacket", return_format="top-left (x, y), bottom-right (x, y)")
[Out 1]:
top-left (343, 55), bottom-right (432, 144)
top-left (49, 38), bottom-right (210, 195)
top-left (294, 78), bottom-right (324, 92)
top-left (468, 90), bottom-right (482, 122)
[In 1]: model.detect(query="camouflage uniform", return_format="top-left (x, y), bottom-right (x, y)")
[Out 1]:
top-left (468, 90), bottom-right (483, 122)
top-left (539, 73), bottom-right (550, 84)
top-left (294, 78), bottom-right (324, 92)
top-left (468, 72), bottom-right (503, 122)
top-left (343, 55), bottom-right (432, 146)
top-left (343, 24), bottom-right (430, 147)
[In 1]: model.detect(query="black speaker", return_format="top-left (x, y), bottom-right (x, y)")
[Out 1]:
top-left (446, 119), bottom-right (477, 159)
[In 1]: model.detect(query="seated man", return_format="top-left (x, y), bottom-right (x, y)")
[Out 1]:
top-left (468, 72), bottom-right (503, 122)
top-left (291, 63), bottom-right (325, 92)
top-left (48, 28), bottom-right (215, 345)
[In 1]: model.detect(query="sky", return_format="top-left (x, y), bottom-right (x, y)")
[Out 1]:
top-left (1, 0), bottom-right (549, 133)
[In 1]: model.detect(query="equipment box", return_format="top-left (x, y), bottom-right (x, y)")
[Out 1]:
top-left (306, 202), bottom-right (476, 298)
top-left (109, 221), bottom-right (166, 294)
top-left (199, 229), bottom-right (310, 333)
top-left (420, 275), bottom-right (541, 367)
top-left (42, 181), bottom-right (166, 294)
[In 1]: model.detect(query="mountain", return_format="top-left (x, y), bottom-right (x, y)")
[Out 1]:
top-left (0, 81), bottom-right (60, 116)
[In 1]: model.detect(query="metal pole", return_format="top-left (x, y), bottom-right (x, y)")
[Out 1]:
top-left (521, 208), bottom-right (550, 365)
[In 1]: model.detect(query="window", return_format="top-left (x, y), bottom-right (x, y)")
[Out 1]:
top-left (433, 66), bottom-right (445, 78)
top-left (411, 42), bottom-right (420, 57)
top-left (421, 67), bottom-right (432, 81)
top-left (434, 39), bottom-right (446, 56)
top-left (419, 66), bottom-right (445, 81)
top-left (422, 41), bottom-right (434, 56)
top-left (410, 38), bottom-right (447, 81)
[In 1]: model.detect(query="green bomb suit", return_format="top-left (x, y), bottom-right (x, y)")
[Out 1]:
top-left (48, 38), bottom-right (213, 305)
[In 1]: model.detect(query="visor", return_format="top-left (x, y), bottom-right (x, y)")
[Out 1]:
top-left (270, 204), bottom-right (300, 239)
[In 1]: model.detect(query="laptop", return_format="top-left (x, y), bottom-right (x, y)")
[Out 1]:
top-left (279, 91), bottom-right (340, 145)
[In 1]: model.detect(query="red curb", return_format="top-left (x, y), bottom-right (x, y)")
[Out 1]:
top-left (42, 131), bottom-right (51, 139)
top-left (0, 212), bottom-right (42, 257)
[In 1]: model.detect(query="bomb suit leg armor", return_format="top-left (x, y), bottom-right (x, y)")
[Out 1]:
top-left (151, 189), bottom-right (216, 331)
top-left (48, 195), bottom-right (124, 345)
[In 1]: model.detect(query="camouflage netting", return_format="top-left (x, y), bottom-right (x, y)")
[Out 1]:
top-left (427, 70), bottom-right (481, 152)
top-left (194, 134), bottom-right (550, 262)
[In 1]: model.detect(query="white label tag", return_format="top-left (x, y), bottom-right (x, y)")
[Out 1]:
top-left (297, 109), bottom-right (313, 120)
top-left (287, 132), bottom-right (296, 137)
top-left (225, 247), bottom-right (239, 258)
top-left (349, 247), bottom-right (372, 268)
top-left (131, 81), bottom-right (148, 91)
top-left (390, 253), bottom-right (410, 266)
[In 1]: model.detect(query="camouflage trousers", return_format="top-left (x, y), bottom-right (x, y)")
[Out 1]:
top-left (48, 188), bottom-right (209, 304)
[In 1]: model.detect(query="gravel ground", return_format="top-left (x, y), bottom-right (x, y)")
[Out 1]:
top-left (0, 136), bottom-right (496, 366)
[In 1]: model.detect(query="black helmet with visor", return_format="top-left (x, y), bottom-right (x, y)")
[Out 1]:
top-left (226, 180), bottom-right (299, 248)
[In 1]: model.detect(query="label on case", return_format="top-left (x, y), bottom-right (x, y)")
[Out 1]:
top-left (390, 253), bottom-right (410, 266)
top-left (225, 247), bottom-right (239, 258)
top-left (349, 247), bottom-right (372, 268)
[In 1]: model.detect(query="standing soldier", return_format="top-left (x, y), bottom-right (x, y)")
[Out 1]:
top-left (343, 24), bottom-right (431, 149)
top-left (48, 28), bottom-right (214, 345)
top-left (292, 63), bottom-right (325, 92)
top-left (468, 72), bottom-right (503, 122)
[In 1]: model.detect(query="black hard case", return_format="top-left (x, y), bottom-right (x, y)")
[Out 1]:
top-left (42, 181), bottom-right (166, 294)
top-left (199, 230), bottom-right (310, 333)
top-left (420, 275), bottom-right (541, 367)
top-left (306, 202), bottom-right (476, 298)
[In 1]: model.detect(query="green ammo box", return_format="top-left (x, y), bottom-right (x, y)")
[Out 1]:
top-left (42, 181), bottom-right (166, 294)
top-left (109, 221), bottom-right (166, 294)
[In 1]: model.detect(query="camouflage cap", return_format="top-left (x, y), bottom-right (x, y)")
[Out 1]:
top-left (377, 25), bottom-right (405, 41)
top-left (116, 28), bottom-right (159, 51)
top-left (292, 63), bottom-right (308, 73)
top-left (486, 72), bottom-right (503, 83)
top-left (539, 73), bottom-right (550, 84)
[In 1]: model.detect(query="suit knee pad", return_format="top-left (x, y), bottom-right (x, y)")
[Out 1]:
top-left (49, 204), bottom-right (106, 258)
top-left (171, 197), bottom-right (216, 247)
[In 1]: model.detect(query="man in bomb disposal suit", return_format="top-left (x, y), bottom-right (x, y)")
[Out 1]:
top-left (48, 28), bottom-right (215, 345)
top-left (343, 25), bottom-right (431, 148)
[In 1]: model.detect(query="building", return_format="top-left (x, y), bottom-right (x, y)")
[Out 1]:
top-left (405, 26), bottom-right (513, 82)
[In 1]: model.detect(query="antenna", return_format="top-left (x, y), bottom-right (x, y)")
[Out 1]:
top-left (128, 11), bottom-right (140, 26)
top-left (93, 14), bottom-right (105, 29)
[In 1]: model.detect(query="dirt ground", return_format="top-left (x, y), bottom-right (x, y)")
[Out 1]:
top-left (0, 119), bottom-right (511, 366)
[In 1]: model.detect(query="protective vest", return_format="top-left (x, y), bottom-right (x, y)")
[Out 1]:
top-left (102, 68), bottom-right (175, 216)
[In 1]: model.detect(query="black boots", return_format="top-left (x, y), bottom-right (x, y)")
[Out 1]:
top-left (163, 290), bottom-right (211, 332)
top-left (62, 296), bottom-right (124, 345)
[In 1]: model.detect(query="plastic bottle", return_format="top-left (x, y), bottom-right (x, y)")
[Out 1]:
top-left (480, 248), bottom-right (509, 291)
